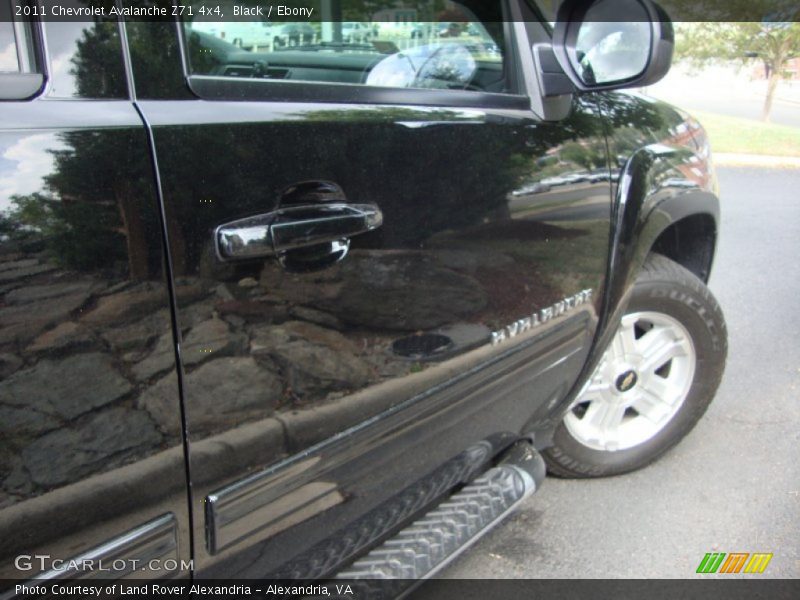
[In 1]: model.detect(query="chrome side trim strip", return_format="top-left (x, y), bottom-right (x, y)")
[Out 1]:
top-left (17, 513), bottom-right (177, 586)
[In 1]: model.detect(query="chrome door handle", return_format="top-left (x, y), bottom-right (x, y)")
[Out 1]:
top-left (215, 203), bottom-right (383, 261)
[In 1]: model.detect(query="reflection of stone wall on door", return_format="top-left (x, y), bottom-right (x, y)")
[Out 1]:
top-left (1, 218), bottom-right (593, 508)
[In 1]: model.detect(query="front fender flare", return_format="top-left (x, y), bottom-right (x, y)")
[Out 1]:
top-left (528, 143), bottom-right (720, 447)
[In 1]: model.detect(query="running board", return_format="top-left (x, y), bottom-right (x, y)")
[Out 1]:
top-left (336, 442), bottom-right (545, 581)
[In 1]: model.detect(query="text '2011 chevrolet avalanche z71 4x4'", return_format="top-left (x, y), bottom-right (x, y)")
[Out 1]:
top-left (0, 0), bottom-right (726, 594)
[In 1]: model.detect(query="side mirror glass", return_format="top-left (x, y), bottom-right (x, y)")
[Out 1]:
top-left (573, 3), bottom-right (651, 85)
top-left (552, 0), bottom-right (673, 91)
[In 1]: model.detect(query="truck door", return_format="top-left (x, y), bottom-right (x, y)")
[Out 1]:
top-left (128, 0), bottom-right (613, 578)
top-left (0, 15), bottom-right (191, 586)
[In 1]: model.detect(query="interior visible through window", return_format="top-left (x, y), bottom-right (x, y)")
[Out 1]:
top-left (182, 0), bottom-right (508, 94)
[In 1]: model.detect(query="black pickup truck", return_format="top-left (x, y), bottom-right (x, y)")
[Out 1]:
top-left (0, 0), bottom-right (726, 592)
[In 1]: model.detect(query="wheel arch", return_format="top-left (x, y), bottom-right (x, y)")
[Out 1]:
top-left (650, 212), bottom-right (717, 283)
top-left (603, 145), bottom-right (720, 336)
top-left (527, 144), bottom-right (721, 449)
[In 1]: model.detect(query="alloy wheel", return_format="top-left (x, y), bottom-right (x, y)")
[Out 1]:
top-left (564, 311), bottom-right (696, 452)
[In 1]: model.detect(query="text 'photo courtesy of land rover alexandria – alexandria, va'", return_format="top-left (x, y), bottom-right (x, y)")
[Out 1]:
top-left (0, 0), bottom-right (726, 590)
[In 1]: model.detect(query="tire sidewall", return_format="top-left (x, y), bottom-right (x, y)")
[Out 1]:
top-left (547, 258), bottom-right (726, 477)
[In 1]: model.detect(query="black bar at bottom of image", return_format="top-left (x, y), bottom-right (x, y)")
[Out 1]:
top-left (1, 578), bottom-right (798, 600)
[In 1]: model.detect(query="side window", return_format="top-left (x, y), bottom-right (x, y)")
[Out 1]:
top-left (0, 0), bottom-right (43, 99)
top-left (183, 0), bottom-right (510, 94)
top-left (0, 21), bottom-right (20, 72)
top-left (43, 21), bottom-right (128, 99)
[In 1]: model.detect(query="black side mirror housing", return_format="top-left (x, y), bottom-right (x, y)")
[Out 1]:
top-left (551, 0), bottom-right (674, 92)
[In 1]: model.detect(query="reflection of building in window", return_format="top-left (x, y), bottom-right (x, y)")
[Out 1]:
top-left (372, 9), bottom-right (419, 25)
top-left (752, 57), bottom-right (800, 80)
top-left (371, 1), bottom-right (469, 26)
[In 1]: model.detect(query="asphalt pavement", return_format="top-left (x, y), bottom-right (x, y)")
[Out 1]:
top-left (440, 167), bottom-right (800, 579)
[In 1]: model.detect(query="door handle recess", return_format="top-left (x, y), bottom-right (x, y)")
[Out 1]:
top-left (215, 203), bottom-right (383, 261)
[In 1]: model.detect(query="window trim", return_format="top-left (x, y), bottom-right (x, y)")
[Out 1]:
top-left (12, 18), bottom-right (34, 71)
top-left (175, 2), bottom-right (531, 110)
top-left (186, 74), bottom-right (530, 110)
top-left (508, 0), bottom-right (576, 121)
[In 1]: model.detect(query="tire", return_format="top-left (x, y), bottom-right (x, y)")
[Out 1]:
top-left (544, 253), bottom-right (727, 478)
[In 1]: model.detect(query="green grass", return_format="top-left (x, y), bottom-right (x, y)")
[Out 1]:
top-left (692, 111), bottom-right (800, 157)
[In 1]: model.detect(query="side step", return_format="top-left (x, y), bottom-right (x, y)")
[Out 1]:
top-left (336, 442), bottom-right (545, 581)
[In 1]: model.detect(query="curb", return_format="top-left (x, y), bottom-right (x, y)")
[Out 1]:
top-left (713, 153), bottom-right (800, 168)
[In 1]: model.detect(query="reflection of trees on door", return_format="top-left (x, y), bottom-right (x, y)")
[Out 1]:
top-left (6, 22), bottom-right (157, 280)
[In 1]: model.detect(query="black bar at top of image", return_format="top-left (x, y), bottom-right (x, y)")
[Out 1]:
top-left (2, 0), bottom-right (800, 23)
